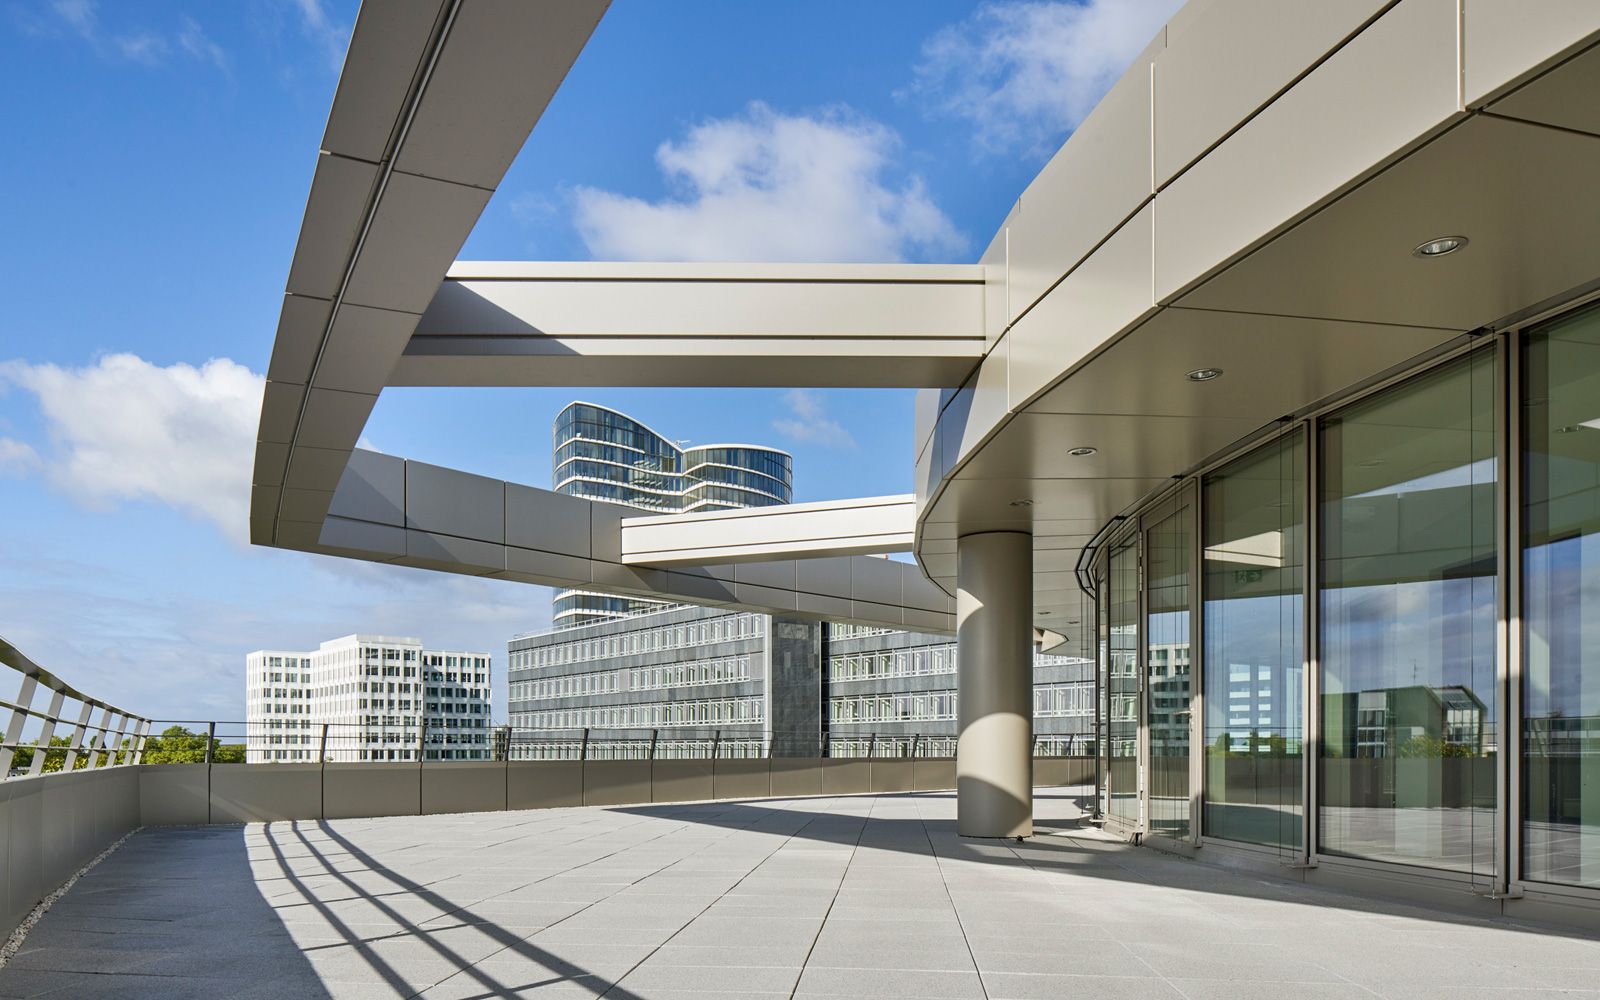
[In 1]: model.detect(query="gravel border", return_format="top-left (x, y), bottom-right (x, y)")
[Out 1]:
top-left (0, 825), bottom-right (143, 970)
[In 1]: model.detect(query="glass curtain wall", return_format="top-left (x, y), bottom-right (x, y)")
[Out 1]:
top-left (1319, 351), bottom-right (1498, 875)
top-left (1146, 505), bottom-right (1192, 839)
top-left (1202, 430), bottom-right (1305, 848)
top-left (1523, 303), bottom-right (1600, 888)
top-left (1107, 535), bottom-right (1140, 827)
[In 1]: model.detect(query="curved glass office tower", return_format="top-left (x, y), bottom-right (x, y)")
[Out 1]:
top-left (551, 402), bottom-right (793, 626)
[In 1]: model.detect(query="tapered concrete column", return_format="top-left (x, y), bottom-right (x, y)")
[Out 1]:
top-left (956, 531), bottom-right (1033, 838)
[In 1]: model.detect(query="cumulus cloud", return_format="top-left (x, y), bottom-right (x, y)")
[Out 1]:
top-left (907, 0), bottom-right (1184, 155)
top-left (772, 389), bottom-right (856, 449)
top-left (0, 437), bottom-right (41, 477)
top-left (572, 102), bottom-right (965, 263)
top-left (1, 354), bottom-right (263, 544)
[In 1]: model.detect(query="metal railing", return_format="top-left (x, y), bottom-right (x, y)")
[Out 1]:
top-left (128, 721), bottom-right (1098, 766)
top-left (0, 636), bottom-right (152, 778)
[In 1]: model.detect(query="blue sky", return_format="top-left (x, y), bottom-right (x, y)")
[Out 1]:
top-left (0, 0), bottom-right (1178, 723)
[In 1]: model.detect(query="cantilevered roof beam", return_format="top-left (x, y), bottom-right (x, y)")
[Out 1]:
top-left (393, 262), bottom-right (987, 388)
top-left (619, 496), bottom-right (916, 567)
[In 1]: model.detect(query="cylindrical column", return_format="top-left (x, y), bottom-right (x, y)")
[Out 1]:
top-left (956, 531), bottom-right (1033, 838)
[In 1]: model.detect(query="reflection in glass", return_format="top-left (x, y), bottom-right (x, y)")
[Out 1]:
top-left (1319, 352), bottom-right (1498, 874)
top-left (1203, 431), bottom-right (1304, 848)
top-left (1147, 506), bottom-right (1191, 839)
top-left (1107, 536), bottom-right (1140, 827)
top-left (1524, 304), bottom-right (1600, 887)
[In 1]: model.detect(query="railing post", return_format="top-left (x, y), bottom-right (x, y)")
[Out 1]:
top-left (866, 733), bottom-right (876, 760)
top-left (205, 720), bottom-right (216, 825)
top-left (109, 713), bottom-right (131, 766)
top-left (579, 727), bottom-right (589, 762)
top-left (85, 708), bottom-right (113, 770)
top-left (711, 729), bottom-right (721, 761)
top-left (417, 718), bottom-right (427, 764)
top-left (63, 702), bottom-right (91, 772)
top-left (648, 728), bottom-right (658, 761)
top-left (27, 688), bottom-right (67, 776)
top-left (318, 723), bottom-right (330, 763)
top-left (1, 674), bottom-right (39, 776)
top-left (131, 718), bottom-right (151, 765)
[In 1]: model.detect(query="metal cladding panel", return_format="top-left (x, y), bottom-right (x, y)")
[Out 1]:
top-left (736, 560), bottom-right (799, 591)
top-left (266, 294), bottom-right (334, 386)
top-left (733, 582), bottom-right (800, 614)
top-left (279, 488), bottom-right (335, 525)
top-left (651, 760), bottom-right (713, 803)
top-left (322, 1), bottom-right (447, 163)
top-left (502, 546), bottom-right (592, 589)
top-left (405, 461), bottom-right (505, 543)
top-left (1488, 40), bottom-right (1600, 137)
top-left (402, 529), bottom-right (502, 575)
top-left (210, 765), bottom-right (321, 824)
top-left (395, 0), bottom-right (608, 190)
top-left (1154, 0), bottom-right (1461, 302)
top-left (257, 381), bottom-right (307, 446)
top-left (284, 445), bottom-right (354, 492)
top-left (1177, 115), bottom-right (1600, 332)
top-left (421, 763), bottom-right (506, 816)
top-left (1153, 0), bottom-right (1394, 186)
top-left (341, 171), bottom-right (492, 315)
top-left (797, 593), bottom-right (853, 620)
top-left (296, 388), bottom-right (379, 452)
top-left (314, 304), bottom-right (424, 396)
top-left (505, 483), bottom-right (592, 558)
top-left (850, 557), bottom-right (903, 607)
top-left (284, 154), bottom-right (380, 301)
top-left (1463, 0), bottom-right (1600, 105)
top-left (329, 448), bottom-right (405, 526)
top-left (664, 569), bottom-right (737, 605)
top-left (1007, 42), bottom-right (1155, 325)
top-left (319, 516), bottom-right (406, 559)
top-left (902, 571), bottom-right (952, 615)
top-left (252, 442), bottom-right (289, 488)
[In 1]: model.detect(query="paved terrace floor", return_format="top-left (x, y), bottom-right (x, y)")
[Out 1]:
top-left (2, 787), bottom-right (1599, 1000)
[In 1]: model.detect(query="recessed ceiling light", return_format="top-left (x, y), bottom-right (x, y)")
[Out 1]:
top-left (1066, 620), bottom-right (1080, 625)
top-left (1067, 446), bottom-right (1097, 457)
top-left (1186, 368), bottom-right (1224, 382)
top-left (1009, 498), bottom-right (1034, 507)
top-left (1555, 425), bottom-right (1584, 434)
top-left (1038, 610), bottom-right (1052, 615)
top-left (1413, 236), bottom-right (1468, 258)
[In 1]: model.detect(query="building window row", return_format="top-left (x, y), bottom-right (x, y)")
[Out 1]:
top-left (510, 654), bottom-right (753, 702)
top-left (512, 612), bottom-right (764, 668)
top-left (516, 697), bottom-right (765, 731)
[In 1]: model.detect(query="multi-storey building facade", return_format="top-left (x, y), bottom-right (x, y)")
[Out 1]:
top-left (507, 606), bottom-right (821, 759)
top-left (509, 403), bottom-right (1095, 758)
top-left (550, 402), bottom-right (793, 627)
top-left (245, 635), bottom-right (492, 763)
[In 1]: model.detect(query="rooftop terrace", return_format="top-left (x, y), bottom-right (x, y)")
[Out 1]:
top-left (3, 787), bottom-right (1597, 1000)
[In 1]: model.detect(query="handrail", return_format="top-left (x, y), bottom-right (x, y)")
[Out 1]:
top-left (0, 635), bottom-right (153, 777)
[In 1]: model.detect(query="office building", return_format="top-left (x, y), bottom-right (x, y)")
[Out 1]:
top-left (245, 635), bottom-right (492, 763)
top-left (550, 402), bottom-right (793, 627)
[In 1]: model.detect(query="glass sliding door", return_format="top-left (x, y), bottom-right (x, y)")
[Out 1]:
top-left (1107, 535), bottom-right (1141, 828)
top-left (1319, 351), bottom-right (1498, 874)
top-left (1146, 503), bottom-right (1193, 839)
top-left (1202, 430), bottom-right (1305, 848)
top-left (1524, 303), bottom-right (1600, 888)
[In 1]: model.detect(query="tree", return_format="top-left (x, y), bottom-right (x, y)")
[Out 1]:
top-left (141, 726), bottom-right (245, 764)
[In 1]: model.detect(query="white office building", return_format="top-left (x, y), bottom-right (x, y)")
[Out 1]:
top-left (245, 635), bottom-right (493, 763)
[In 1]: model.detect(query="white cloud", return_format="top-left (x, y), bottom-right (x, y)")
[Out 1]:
top-left (908, 0), bottom-right (1184, 155)
top-left (289, 0), bottom-right (350, 73)
top-left (772, 389), bottom-right (856, 449)
top-left (38, 0), bottom-right (228, 71)
top-left (0, 437), bottom-right (40, 477)
top-left (178, 16), bottom-right (229, 73)
top-left (1, 354), bottom-right (263, 544)
top-left (571, 102), bottom-right (965, 263)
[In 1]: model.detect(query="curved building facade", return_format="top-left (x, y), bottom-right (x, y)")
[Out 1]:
top-left (552, 402), bottom-right (793, 626)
